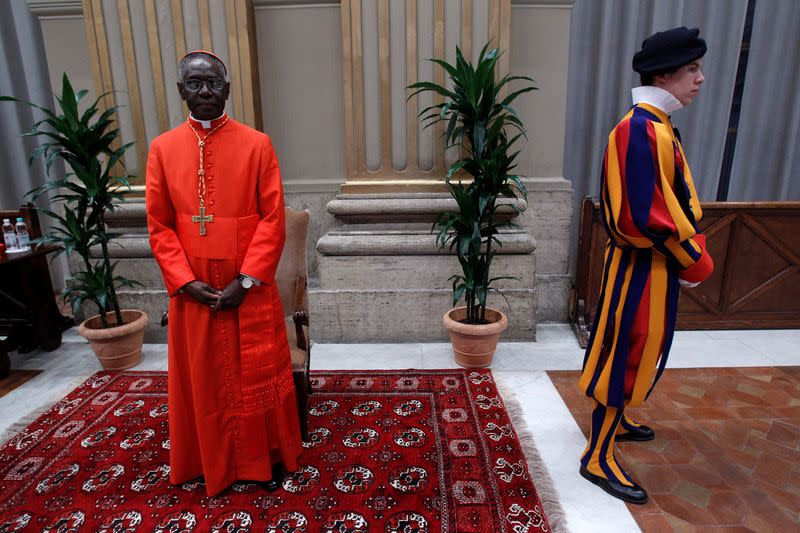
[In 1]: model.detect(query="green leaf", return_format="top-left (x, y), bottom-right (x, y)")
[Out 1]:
top-left (407, 81), bottom-right (457, 102)
top-left (430, 58), bottom-right (459, 81)
top-left (103, 142), bottom-right (135, 177)
top-left (506, 175), bottom-right (527, 200)
top-left (496, 74), bottom-right (537, 92)
top-left (0, 95), bottom-right (59, 121)
top-left (447, 160), bottom-right (468, 180)
top-left (453, 283), bottom-right (466, 306)
top-left (500, 86), bottom-right (537, 107)
top-left (488, 276), bottom-right (519, 284)
top-left (479, 192), bottom-right (491, 216)
top-left (475, 285), bottom-right (487, 309)
top-left (444, 111), bottom-right (459, 147)
top-left (473, 122), bottom-right (485, 155)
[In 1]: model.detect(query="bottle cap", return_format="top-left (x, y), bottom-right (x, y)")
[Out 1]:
top-left (16, 217), bottom-right (23, 222)
top-left (2, 219), bottom-right (9, 223)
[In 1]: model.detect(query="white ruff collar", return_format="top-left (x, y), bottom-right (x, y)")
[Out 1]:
top-left (631, 86), bottom-right (683, 114)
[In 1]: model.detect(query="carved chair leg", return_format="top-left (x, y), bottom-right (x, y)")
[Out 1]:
top-left (305, 344), bottom-right (312, 395)
top-left (293, 370), bottom-right (309, 441)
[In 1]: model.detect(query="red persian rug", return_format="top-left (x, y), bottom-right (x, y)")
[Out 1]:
top-left (0, 369), bottom-right (552, 532)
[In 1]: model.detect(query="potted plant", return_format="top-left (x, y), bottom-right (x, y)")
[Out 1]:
top-left (1, 74), bottom-right (147, 370)
top-left (409, 44), bottom-right (536, 367)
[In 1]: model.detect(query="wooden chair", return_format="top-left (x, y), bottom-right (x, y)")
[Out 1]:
top-left (160, 207), bottom-right (312, 439)
top-left (275, 208), bottom-right (311, 440)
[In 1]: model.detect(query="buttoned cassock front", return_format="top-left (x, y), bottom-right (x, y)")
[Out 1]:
top-left (146, 114), bottom-right (302, 496)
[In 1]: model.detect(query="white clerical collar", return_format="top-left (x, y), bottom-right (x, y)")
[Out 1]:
top-left (631, 86), bottom-right (683, 114)
top-left (189, 112), bottom-right (226, 130)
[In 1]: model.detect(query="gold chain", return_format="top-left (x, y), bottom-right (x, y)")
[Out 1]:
top-left (187, 116), bottom-right (229, 209)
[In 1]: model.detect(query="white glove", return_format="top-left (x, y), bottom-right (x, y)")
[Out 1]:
top-left (679, 279), bottom-right (700, 288)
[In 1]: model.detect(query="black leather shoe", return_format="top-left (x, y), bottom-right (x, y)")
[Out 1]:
top-left (261, 479), bottom-right (280, 492)
top-left (616, 424), bottom-right (655, 442)
top-left (579, 466), bottom-right (648, 504)
top-left (261, 463), bottom-right (287, 492)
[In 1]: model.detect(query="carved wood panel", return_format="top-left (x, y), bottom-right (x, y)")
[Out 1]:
top-left (571, 198), bottom-right (800, 347)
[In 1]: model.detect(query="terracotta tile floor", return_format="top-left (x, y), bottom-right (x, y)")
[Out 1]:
top-left (549, 367), bottom-right (800, 532)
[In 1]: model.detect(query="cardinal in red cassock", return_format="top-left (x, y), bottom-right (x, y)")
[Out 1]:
top-left (146, 50), bottom-right (302, 496)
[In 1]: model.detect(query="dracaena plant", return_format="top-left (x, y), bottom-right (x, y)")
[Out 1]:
top-left (408, 44), bottom-right (536, 324)
top-left (1, 73), bottom-right (141, 328)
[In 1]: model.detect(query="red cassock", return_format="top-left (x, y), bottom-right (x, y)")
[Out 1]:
top-left (145, 114), bottom-right (302, 496)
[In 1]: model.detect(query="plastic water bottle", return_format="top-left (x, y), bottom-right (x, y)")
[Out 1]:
top-left (15, 218), bottom-right (30, 250)
top-left (2, 219), bottom-right (17, 250)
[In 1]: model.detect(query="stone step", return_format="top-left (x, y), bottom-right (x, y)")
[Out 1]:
top-left (68, 247), bottom-right (165, 290)
top-left (88, 235), bottom-right (152, 258)
top-left (326, 192), bottom-right (527, 224)
top-left (319, 254), bottom-right (535, 290)
top-left (310, 287), bottom-right (536, 342)
top-left (110, 285), bottom-right (537, 345)
top-left (113, 258), bottom-right (166, 289)
top-left (318, 227), bottom-right (535, 256)
top-left (105, 199), bottom-right (146, 227)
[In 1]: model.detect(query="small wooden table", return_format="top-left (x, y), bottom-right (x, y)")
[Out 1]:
top-left (0, 245), bottom-right (70, 377)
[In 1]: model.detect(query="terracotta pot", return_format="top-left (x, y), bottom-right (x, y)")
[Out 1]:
top-left (78, 309), bottom-right (149, 370)
top-left (443, 306), bottom-right (508, 368)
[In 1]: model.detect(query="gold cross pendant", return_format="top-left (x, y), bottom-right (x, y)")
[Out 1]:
top-left (192, 205), bottom-right (214, 236)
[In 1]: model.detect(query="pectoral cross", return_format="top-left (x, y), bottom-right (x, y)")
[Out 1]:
top-left (192, 205), bottom-right (214, 236)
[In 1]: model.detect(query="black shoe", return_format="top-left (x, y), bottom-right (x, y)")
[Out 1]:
top-left (260, 463), bottom-right (287, 492)
top-left (579, 466), bottom-right (648, 504)
top-left (616, 423), bottom-right (655, 442)
top-left (261, 478), bottom-right (280, 492)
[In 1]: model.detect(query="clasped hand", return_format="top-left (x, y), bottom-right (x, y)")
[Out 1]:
top-left (182, 278), bottom-right (248, 310)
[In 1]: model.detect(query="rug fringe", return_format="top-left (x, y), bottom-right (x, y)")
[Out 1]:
top-left (0, 375), bottom-right (88, 446)
top-left (494, 373), bottom-right (570, 533)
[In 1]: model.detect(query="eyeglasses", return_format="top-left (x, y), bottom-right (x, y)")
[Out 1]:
top-left (182, 78), bottom-right (226, 92)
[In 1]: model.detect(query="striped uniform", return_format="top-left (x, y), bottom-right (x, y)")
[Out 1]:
top-left (579, 102), bottom-right (713, 484)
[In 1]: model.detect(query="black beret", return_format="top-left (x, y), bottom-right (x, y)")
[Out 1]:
top-left (632, 26), bottom-right (706, 75)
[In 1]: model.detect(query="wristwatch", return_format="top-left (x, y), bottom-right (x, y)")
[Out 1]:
top-left (238, 273), bottom-right (255, 290)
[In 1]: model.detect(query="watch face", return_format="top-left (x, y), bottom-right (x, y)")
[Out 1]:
top-left (240, 276), bottom-right (254, 289)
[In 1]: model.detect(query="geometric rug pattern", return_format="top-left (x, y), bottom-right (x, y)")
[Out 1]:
top-left (550, 366), bottom-right (800, 531)
top-left (0, 369), bottom-right (551, 532)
